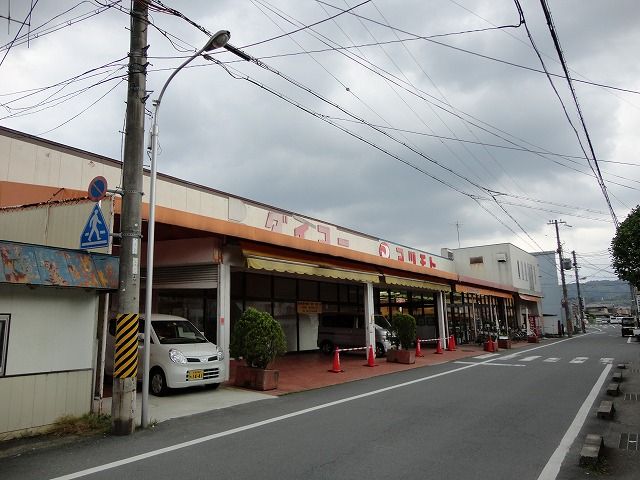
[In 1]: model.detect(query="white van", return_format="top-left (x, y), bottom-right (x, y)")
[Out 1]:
top-left (107, 314), bottom-right (225, 396)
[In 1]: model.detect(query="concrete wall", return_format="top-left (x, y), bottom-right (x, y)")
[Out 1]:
top-left (0, 284), bottom-right (98, 438)
top-left (449, 243), bottom-right (542, 295)
top-left (532, 251), bottom-right (563, 333)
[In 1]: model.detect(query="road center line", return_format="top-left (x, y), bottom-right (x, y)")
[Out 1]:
top-left (536, 363), bottom-right (612, 480)
top-left (50, 335), bottom-right (585, 480)
top-left (50, 360), bottom-right (492, 480)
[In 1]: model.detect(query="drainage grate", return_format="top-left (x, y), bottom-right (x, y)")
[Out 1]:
top-left (624, 393), bottom-right (639, 401)
top-left (619, 433), bottom-right (639, 451)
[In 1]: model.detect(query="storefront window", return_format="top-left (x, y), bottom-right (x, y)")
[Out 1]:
top-left (320, 282), bottom-right (338, 302)
top-left (299, 280), bottom-right (318, 301)
top-left (274, 302), bottom-right (297, 351)
top-left (245, 273), bottom-right (271, 299)
top-left (274, 276), bottom-right (296, 300)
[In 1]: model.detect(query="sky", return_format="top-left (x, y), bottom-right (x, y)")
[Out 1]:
top-left (1, 0), bottom-right (639, 284)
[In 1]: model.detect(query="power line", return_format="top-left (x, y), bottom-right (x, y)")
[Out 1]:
top-left (535, 0), bottom-right (618, 227)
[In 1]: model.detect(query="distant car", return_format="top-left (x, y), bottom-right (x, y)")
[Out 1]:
top-left (107, 314), bottom-right (225, 396)
top-left (610, 317), bottom-right (623, 325)
top-left (621, 317), bottom-right (637, 336)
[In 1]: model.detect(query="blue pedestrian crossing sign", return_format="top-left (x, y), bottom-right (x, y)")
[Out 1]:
top-left (80, 204), bottom-right (110, 249)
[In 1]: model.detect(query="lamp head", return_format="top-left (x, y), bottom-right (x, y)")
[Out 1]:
top-left (204, 30), bottom-right (231, 51)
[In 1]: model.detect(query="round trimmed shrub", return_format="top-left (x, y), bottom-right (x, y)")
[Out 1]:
top-left (391, 313), bottom-right (417, 350)
top-left (230, 308), bottom-right (287, 369)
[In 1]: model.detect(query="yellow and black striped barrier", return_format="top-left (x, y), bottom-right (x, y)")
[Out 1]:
top-left (114, 313), bottom-right (139, 379)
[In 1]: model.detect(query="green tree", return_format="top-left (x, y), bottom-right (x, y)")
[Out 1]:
top-left (390, 313), bottom-right (417, 350)
top-left (611, 205), bottom-right (640, 288)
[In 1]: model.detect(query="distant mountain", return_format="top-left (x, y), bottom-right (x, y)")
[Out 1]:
top-left (566, 279), bottom-right (634, 306)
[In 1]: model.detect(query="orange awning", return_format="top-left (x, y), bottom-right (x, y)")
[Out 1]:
top-left (519, 293), bottom-right (542, 302)
top-left (455, 284), bottom-right (513, 299)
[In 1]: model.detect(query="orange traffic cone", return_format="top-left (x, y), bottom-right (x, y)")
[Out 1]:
top-left (450, 335), bottom-right (456, 351)
top-left (435, 338), bottom-right (443, 354)
top-left (329, 347), bottom-right (343, 373)
top-left (416, 338), bottom-right (424, 357)
top-left (364, 345), bottom-right (378, 367)
top-left (447, 335), bottom-right (454, 351)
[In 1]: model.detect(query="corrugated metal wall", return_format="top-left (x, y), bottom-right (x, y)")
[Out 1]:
top-left (0, 199), bottom-right (112, 252)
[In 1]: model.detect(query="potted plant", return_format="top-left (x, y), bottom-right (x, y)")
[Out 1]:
top-left (386, 313), bottom-right (417, 364)
top-left (230, 307), bottom-right (287, 390)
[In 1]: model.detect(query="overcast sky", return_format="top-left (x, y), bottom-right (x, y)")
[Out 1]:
top-left (2, 0), bottom-right (639, 284)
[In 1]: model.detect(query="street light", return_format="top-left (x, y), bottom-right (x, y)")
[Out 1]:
top-left (142, 30), bottom-right (231, 428)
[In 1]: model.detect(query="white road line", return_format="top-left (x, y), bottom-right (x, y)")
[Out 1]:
top-left (498, 353), bottom-right (521, 360)
top-left (521, 356), bottom-right (541, 362)
top-left (49, 359), bottom-right (494, 480)
top-left (474, 353), bottom-right (499, 359)
top-left (570, 357), bottom-right (589, 364)
top-left (48, 334), bottom-right (587, 480)
top-left (544, 358), bottom-right (560, 363)
top-left (454, 361), bottom-right (526, 367)
top-left (600, 358), bottom-right (614, 364)
top-left (628, 337), bottom-right (633, 344)
top-left (536, 364), bottom-right (612, 480)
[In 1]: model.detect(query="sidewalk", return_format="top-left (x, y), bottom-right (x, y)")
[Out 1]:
top-left (559, 342), bottom-right (640, 479)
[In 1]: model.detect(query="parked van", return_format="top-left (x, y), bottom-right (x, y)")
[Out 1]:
top-left (317, 312), bottom-right (392, 357)
top-left (106, 314), bottom-right (225, 396)
top-left (621, 317), bottom-right (637, 337)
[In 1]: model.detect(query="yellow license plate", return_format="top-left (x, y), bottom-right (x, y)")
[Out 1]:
top-left (187, 370), bottom-right (204, 380)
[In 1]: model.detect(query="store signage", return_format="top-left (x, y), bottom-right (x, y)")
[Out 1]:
top-left (262, 210), bottom-right (450, 273)
top-left (378, 242), bottom-right (437, 269)
top-left (297, 301), bottom-right (323, 314)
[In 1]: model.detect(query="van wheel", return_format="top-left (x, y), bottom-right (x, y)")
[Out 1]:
top-left (375, 343), bottom-right (386, 358)
top-left (319, 340), bottom-right (334, 355)
top-left (150, 368), bottom-right (169, 396)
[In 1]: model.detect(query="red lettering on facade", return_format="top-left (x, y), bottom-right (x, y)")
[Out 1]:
top-left (265, 212), bottom-right (287, 233)
top-left (408, 251), bottom-right (417, 265)
top-left (379, 242), bottom-right (390, 258)
top-left (294, 223), bottom-right (311, 239)
top-left (337, 238), bottom-right (349, 247)
top-left (396, 247), bottom-right (404, 262)
top-left (419, 254), bottom-right (426, 266)
top-left (429, 256), bottom-right (436, 268)
top-left (317, 225), bottom-right (330, 244)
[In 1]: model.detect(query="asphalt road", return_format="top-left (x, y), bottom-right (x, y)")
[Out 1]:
top-left (2, 326), bottom-right (635, 480)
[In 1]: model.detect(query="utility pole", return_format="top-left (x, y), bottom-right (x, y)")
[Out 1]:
top-left (111, 0), bottom-right (148, 435)
top-left (549, 220), bottom-right (572, 337)
top-left (572, 250), bottom-right (586, 333)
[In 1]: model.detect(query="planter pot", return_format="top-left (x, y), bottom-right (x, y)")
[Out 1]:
top-left (386, 349), bottom-right (416, 364)
top-left (498, 338), bottom-right (512, 349)
top-left (527, 335), bottom-right (540, 343)
top-left (234, 365), bottom-right (279, 391)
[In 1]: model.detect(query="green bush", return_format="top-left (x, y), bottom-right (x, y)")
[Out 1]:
top-left (390, 313), bottom-right (416, 350)
top-left (230, 308), bottom-right (287, 369)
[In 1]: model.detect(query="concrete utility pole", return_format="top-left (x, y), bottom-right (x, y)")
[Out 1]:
top-left (550, 220), bottom-right (572, 337)
top-left (111, 0), bottom-right (148, 435)
top-left (572, 250), bottom-right (586, 333)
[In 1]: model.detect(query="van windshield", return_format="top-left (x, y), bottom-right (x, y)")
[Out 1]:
top-left (621, 318), bottom-right (635, 326)
top-left (152, 320), bottom-right (208, 344)
top-left (374, 315), bottom-right (392, 331)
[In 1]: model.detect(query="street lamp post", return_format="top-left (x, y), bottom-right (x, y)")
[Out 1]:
top-left (142, 30), bottom-right (231, 428)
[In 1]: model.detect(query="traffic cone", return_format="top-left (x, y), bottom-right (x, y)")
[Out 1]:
top-left (364, 345), bottom-right (378, 367)
top-left (434, 338), bottom-right (443, 354)
top-left (416, 338), bottom-right (423, 357)
top-left (450, 335), bottom-right (456, 351)
top-left (329, 347), bottom-right (343, 373)
top-left (447, 335), bottom-right (455, 351)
